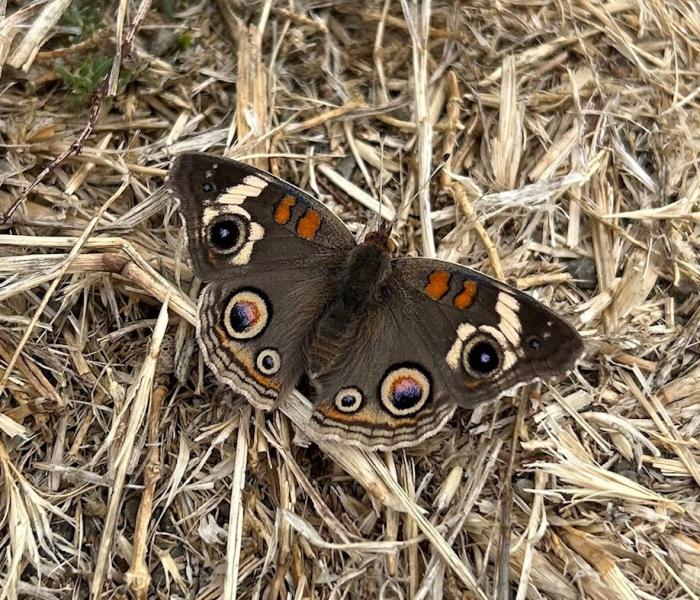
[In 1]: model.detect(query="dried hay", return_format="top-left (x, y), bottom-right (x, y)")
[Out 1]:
top-left (1, 1), bottom-right (699, 599)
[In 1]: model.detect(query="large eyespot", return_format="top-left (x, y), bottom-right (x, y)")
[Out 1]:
top-left (462, 335), bottom-right (503, 378)
top-left (207, 214), bottom-right (250, 255)
top-left (379, 364), bottom-right (431, 417)
top-left (255, 348), bottom-right (281, 375)
top-left (222, 288), bottom-right (271, 340)
top-left (334, 387), bottom-right (364, 413)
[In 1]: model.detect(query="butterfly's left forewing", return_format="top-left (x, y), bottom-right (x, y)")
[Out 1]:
top-left (168, 153), bottom-right (355, 281)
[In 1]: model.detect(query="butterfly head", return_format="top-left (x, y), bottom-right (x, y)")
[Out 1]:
top-left (362, 228), bottom-right (396, 255)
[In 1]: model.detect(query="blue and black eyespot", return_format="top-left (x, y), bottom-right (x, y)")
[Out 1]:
top-left (222, 287), bottom-right (272, 341)
top-left (202, 181), bottom-right (217, 193)
top-left (378, 363), bottom-right (432, 417)
top-left (388, 376), bottom-right (423, 410)
top-left (462, 335), bottom-right (503, 378)
top-left (207, 214), bottom-right (249, 254)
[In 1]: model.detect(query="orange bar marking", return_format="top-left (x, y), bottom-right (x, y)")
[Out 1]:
top-left (454, 280), bottom-right (478, 309)
top-left (425, 270), bottom-right (451, 300)
top-left (296, 209), bottom-right (321, 240)
top-left (273, 195), bottom-right (296, 224)
top-left (317, 405), bottom-right (418, 427)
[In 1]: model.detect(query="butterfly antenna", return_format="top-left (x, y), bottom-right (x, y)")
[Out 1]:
top-left (413, 153), bottom-right (451, 204)
top-left (378, 136), bottom-right (390, 233)
top-left (383, 153), bottom-right (449, 235)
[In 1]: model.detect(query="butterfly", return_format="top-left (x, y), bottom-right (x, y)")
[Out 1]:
top-left (168, 153), bottom-right (584, 451)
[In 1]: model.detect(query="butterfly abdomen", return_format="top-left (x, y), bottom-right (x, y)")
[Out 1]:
top-left (306, 242), bottom-right (393, 380)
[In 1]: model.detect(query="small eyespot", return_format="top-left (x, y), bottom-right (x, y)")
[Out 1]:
top-left (462, 335), bottom-right (503, 379)
top-left (207, 215), bottom-right (249, 255)
top-left (222, 288), bottom-right (271, 340)
top-left (255, 348), bottom-right (281, 375)
top-left (202, 181), bottom-right (216, 193)
top-left (334, 387), bottom-right (363, 413)
top-left (527, 336), bottom-right (542, 351)
top-left (379, 364), bottom-right (431, 417)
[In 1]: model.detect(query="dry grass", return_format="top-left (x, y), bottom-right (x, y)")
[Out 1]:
top-left (1, 1), bottom-right (699, 598)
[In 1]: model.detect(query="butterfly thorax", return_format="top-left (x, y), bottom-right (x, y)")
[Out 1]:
top-left (337, 239), bottom-right (392, 304)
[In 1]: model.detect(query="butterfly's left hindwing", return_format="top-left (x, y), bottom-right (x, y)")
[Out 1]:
top-left (197, 270), bottom-right (337, 411)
